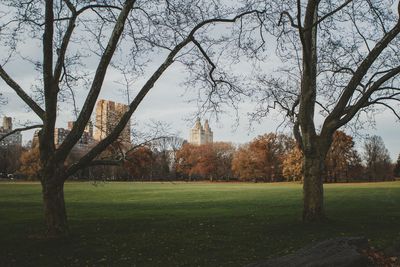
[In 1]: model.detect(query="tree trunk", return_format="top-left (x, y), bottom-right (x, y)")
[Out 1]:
top-left (42, 180), bottom-right (69, 237)
top-left (303, 153), bottom-right (325, 222)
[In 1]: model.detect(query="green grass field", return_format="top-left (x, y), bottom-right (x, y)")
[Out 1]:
top-left (1, 181), bottom-right (400, 266)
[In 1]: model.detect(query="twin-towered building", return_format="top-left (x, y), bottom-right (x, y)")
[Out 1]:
top-left (9, 101), bottom-right (212, 149)
top-left (189, 118), bottom-right (213, 145)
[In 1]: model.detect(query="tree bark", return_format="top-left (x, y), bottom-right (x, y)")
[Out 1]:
top-left (303, 153), bottom-right (325, 221)
top-left (42, 179), bottom-right (69, 238)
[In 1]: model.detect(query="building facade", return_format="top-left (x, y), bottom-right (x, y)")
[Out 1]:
top-left (0, 117), bottom-right (22, 147)
top-left (189, 118), bottom-right (213, 145)
top-left (94, 99), bottom-right (131, 143)
top-left (66, 120), bottom-right (94, 147)
top-left (54, 128), bottom-right (70, 146)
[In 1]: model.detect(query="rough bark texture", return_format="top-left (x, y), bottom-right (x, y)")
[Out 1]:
top-left (42, 179), bottom-right (68, 237)
top-left (297, 1), bottom-right (322, 222)
top-left (303, 153), bottom-right (325, 221)
top-left (247, 237), bottom-right (371, 267)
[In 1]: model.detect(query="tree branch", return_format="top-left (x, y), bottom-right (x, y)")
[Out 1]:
top-left (278, 11), bottom-right (300, 28)
top-left (305, 0), bottom-right (353, 31)
top-left (336, 65), bottom-right (400, 127)
top-left (55, 0), bottom-right (136, 162)
top-left (54, 2), bottom-right (77, 82)
top-left (372, 101), bottom-right (400, 120)
top-left (63, 9), bottom-right (266, 179)
top-left (324, 17), bottom-right (400, 130)
top-left (0, 66), bottom-right (45, 120)
top-left (0, 124), bottom-right (42, 143)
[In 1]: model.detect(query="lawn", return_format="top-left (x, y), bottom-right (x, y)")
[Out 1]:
top-left (0, 181), bottom-right (400, 266)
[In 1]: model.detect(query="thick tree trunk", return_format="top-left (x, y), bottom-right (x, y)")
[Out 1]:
top-left (42, 180), bottom-right (69, 237)
top-left (303, 153), bottom-right (325, 222)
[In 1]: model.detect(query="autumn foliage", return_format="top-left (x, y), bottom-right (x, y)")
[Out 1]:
top-left (18, 147), bottom-right (41, 180)
top-left (283, 131), bottom-right (364, 183)
top-left (232, 133), bottom-right (294, 181)
top-left (175, 142), bottom-right (235, 180)
top-left (15, 131), bottom-right (394, 182)
top-left (124, 146), bottom-right (154, 179)
top-left (325, 131), bottom-right (363, 182)
top-left (282, 146), bottom-right (303, 182)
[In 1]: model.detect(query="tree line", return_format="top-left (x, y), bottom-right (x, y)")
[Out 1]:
top-left (176, 132), bottom-right (396, 182)
top-left (3, 131), bottom-right (397, 183)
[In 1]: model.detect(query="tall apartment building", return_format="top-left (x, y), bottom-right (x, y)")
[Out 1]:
top-left (67, 120), bottom-right (94, 145)
top-left (54, 128), bottom-right (70, 146)
top-left (32, 122), bottom-right (93, 148)
top-left (94, 99), bottom-right (131, 143)
top-left (67, 121), bottom-right (93, 136)
top-left (0, 117), bottom-right (22, 147)
top-left (189, 118), bottom-right (213, 145)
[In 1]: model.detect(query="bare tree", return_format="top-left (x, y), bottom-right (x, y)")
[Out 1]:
top-left (363, 135), bottom-right (393, 181)
top-left (0, 124), bottom-right (42, 143)
top-left (0, 0), bottom-right (264, 237)
top-left (394, 153), bottom-right (400, 177)
top-left (245, 0), bottom-right (400, 221)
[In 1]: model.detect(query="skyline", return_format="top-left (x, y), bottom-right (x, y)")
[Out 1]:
top-left (2, 60), bottom-right (399, 160)
top-left (1, 95), bottom-right (398, 161)
top-left (1, 58), bottom-right (399, 159)
top-left (0, 3), bottom-right (399, 160)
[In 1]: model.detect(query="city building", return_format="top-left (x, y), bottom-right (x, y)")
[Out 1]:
top-left (67, 120), bottom-right (94, 146)
top-left (0, 117), bottom-right (22, 147)
top-left (94, 99), bottom-right (131, 143)
top-left (67, 120), bottom-right (93, 137)
top-left (54, 127), bottom-right (70, 146)
top-left (189, 118), bottom-right (213, 145)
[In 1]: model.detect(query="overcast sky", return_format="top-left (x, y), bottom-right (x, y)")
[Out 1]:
top-left (0, 2), bottom-right (399, 161)
top-left (1, 58), bottom-right (399, 160)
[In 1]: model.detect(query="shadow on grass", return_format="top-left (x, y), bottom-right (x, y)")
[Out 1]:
top-left (1, 182), bottom-right (400, 266)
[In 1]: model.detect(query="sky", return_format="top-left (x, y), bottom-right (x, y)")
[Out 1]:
top-left (1, 58), bottom-right (399, 160)
top-left (0, 2), bottom-right (399, 161)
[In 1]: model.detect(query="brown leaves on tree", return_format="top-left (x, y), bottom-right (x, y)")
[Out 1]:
top-left (18, 147), bottom-right (41, 180)
top-left (124, 146), bottom-right (154, 179)
top-left (282, 146), bottom-right (303, 182)
top-left (175, 142), bottom-right (235, 181)
top-left (232, 133), bottom-right (294, 182)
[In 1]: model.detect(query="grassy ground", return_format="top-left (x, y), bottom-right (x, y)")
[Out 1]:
top-left (0, 181), bottom-right (400, 266)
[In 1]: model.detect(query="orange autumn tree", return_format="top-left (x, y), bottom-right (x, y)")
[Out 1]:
top-left (282, 131), bottom-right (363, 182)
top-left (282, 146), bottom-right (303, 182)
top-left (175, 142), bottom-right (235, 180)
top-left (19, 147), bottom-right (41, 180)
top-left (231, 144), bottom-right (261, 181)
top-left (232, 133), bottom-right (294, 181)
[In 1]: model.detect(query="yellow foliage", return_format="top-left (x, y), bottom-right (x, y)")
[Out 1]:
top-left (18, 148), bottom-right (41, 180)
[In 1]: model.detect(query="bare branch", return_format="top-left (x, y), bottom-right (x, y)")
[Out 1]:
top-left (305, 0), bottom-right (353, 31)
top-left (63, 9), bottom-right (266, 178)
top-left (372, 101), bottom-right (400, 120)
top-left (336, 65), bottom-right (400, 127)
top-left (0, 66), bottom-right (45, 120)
top-left (278, 11), bottom-right (299, 28)
top-left (55, 0), bottom-right (136, 162)
top-left (325, 21), bottom-right (400, 129)
top-left (0, 124), bottom-right (42, 143)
